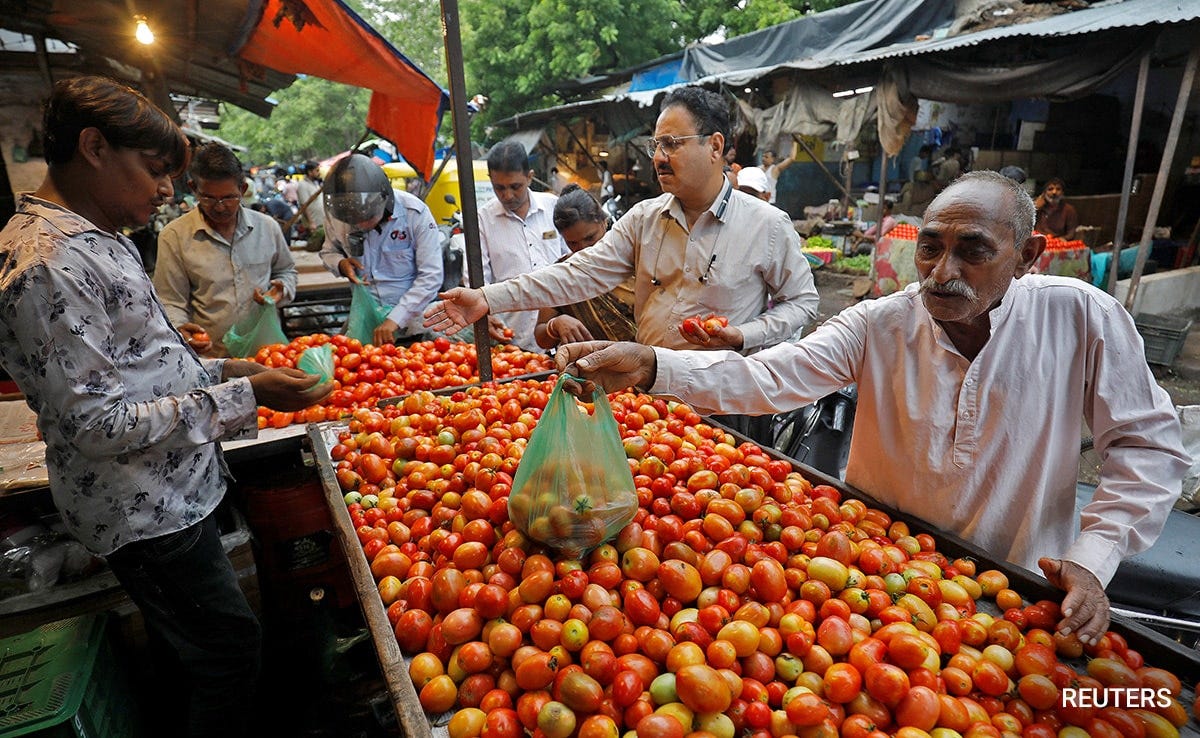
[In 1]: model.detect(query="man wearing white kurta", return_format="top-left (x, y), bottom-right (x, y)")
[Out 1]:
top-left (554, 171), bottom-right (1188, 648)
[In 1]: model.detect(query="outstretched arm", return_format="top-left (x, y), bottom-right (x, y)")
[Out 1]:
top-left (424, 287), bottom-right (491, 336)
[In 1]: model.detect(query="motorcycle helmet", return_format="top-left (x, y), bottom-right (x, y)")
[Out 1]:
top-left (324, 153), bottom-right (394, 233)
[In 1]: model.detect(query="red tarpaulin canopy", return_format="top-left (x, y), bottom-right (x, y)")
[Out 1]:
top-left (234, 0), bottom-right (448, 176)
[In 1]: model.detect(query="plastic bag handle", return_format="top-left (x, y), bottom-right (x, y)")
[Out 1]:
top-left (552, 372), bottom-right (619, 426)
top-left (555, 372), bottom-right (603, 404)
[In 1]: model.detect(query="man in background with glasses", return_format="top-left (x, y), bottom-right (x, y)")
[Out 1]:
top-left (154, 142), bottom-right (297, 356)
top-left (426, 86), bottom-right (817, 356)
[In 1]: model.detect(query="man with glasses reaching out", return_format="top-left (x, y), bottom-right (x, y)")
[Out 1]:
top-left (154, 142), bottom-right (297, 356)
top-left (426, 86), bottom-right (817, 355)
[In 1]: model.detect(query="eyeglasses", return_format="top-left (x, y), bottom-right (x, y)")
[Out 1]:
top-left (196, 194), bottom-right (242, 207)
top-left (644, 134), bottom-right (710, 157)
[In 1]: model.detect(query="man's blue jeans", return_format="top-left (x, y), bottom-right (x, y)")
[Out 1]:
top-left (106, 511), bottom-right (261, 738)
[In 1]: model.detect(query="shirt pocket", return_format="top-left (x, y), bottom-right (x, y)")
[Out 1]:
top-left (697, 261), bottom-right (754, 316)
top-left (235, 250), bottom-right (272, 275)
top-left (378, 235), bottom-right (416, 276)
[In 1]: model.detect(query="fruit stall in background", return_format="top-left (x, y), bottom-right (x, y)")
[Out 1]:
top-left (302, 374), bottom-right (1200, 738)
top-left (873, 225), bottom-right (1095, 297)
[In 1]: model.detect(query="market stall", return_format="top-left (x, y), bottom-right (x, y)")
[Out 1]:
top-left (0, 397), bottom-right (312, 635)
top-left (871, 226), bottom-right (1098, 296)
top-left (307, 377), bottom-right (1200, 737)
top-left (871, 223), bottom-right (921, 296)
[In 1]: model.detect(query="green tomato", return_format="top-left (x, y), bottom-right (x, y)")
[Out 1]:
top-left (360, 493), bottom-right (379, 509)
top-left (343, 491), bottom-right (362, 506)
top-left (648, 673), bottom-right (677, 706)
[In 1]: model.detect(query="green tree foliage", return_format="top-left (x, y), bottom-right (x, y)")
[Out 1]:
top-left (217, 77), bottom-right (369, 164)
top-left (217, 0), bottom-right (860, 161)
top-left (216, 0), bottom-right (447, 165)
top-left (462, 0), bottom-right (860, 132)
top-left (461, 0), bottom-right (690, 130)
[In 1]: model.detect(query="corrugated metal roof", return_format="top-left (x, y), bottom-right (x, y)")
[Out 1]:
top-left (833, 0), bottom-right (1200, 67)
top-left (498, 0), bottom-right (1200, 130)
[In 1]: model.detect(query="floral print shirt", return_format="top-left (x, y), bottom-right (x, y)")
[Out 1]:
top-left (0, 195), bottom-right (259, 554)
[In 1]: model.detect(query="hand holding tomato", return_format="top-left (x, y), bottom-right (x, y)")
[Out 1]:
top-left (180, 322), bottom-right (213, 354)
top-left (1038, 557), bottom-right (1109, 645)
top-left (373, 318), bottom-right (400, 347)
top-left (544, 314), bottom-right (592, 345)
top-left (679, 314), bottom-right (742, 350)
top-left (486, 315), bottom-right (513, 343)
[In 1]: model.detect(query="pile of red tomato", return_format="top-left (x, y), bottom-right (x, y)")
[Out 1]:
top-left (1040, 236), bottom-right (1088, 253)
top-left (329, 378), bottom-right (1197, 738)
top-left (249, 334), bottom-right (553, 428)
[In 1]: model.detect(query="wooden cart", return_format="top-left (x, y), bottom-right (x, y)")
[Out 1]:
top-left (309, 413), bottom-right (1200, 737)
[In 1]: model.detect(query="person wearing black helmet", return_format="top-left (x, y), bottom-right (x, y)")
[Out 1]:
top-left (320, 154), bottom-right (443, 346)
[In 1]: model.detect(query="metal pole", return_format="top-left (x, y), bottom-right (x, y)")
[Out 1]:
top-left (33, 34), bottom-right (54, 90)
top-left (792, 134), bottom-right (852, 201)
top-left (1110, 607), bottom-right (1200, 635)
top-left (1108, 53), bottom-right (1150, 295)
top-left (439, 0), bottom-right (492, 381)
top-left (867, 153), bottom-right (888, 288)
top-left (1124, 46), bottom-right (1199, 313)
top-left (423, 155), bottom-right (453, 199)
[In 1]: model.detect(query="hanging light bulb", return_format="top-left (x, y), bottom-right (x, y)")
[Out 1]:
top-left (134, 15), bottom-right (155, 45)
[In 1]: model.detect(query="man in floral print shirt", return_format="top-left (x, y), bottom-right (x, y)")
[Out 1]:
top-left (0, 76), bottom-right (331, 738)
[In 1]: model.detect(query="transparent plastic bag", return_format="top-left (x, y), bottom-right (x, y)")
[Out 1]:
top-left (507, 374), bottom-right (637, 558)
top-left (345, 283), bottom-right (390, 345)
top-left (223, 296), bottom-right (288, 357)
top-left (297, 343), bottom-right (335, 384)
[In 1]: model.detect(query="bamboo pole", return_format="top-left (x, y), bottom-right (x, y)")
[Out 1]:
top-left (1107, 53), bottom-right (1150, 294)
top-left (1124, 46), bottom-right (1199, 312)
top-left (792, 134), bottom-right (852, 201)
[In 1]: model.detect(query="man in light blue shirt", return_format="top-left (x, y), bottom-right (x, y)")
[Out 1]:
top-left (320, 154), bottom-right (443, 345)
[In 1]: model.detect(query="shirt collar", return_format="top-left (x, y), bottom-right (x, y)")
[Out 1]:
top-left (501, 192), bottom-right (547, 222)
top-left (191, 206), bottom-right (251, 242)
top-left (659, 178), bottom-right (735, 227)
top-left (17, 193), bottom-right (107, 237)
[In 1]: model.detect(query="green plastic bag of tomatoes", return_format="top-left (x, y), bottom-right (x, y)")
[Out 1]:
top-left (508, 374), bottom-right (638, 559)
top-left (222, 295), bottom-right (288, 357)
top-left (345, 283), bottom-right (391, 345)
top-left (296, 343), bottom-right (334, 384)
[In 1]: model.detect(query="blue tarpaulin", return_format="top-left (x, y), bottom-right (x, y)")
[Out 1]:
top-left (630, 58), bottom-right (684, 92)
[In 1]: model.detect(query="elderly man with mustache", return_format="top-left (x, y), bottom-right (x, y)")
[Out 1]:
top-left (553, 170), bottom-right (1188, 648)
top-left (425, 85), bottom-right (818, 354)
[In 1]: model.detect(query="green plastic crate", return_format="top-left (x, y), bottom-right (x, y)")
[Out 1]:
top-left (0, 615), bottom-right (137, 738)
top-left (1135, 313), bottom-right (1193, 366)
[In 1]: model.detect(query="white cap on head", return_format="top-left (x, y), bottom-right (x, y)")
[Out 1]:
top-left (737, 166), bottom-right (770, 194)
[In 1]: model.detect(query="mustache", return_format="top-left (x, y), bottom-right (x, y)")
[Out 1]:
top-left (656, 166), bottom-right (674, 177)
top-left (920, 276), bottom-right (977, 300)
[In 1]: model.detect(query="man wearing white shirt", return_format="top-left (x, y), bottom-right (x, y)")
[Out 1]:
top-left (477, 142), bottom-right (568, 350)
top-left (554, 170), bottom-right (1188, 648)
top-left (760, 149), bottom-right (793, 205)
top-left (426, 87), bottom-right (817, 354)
